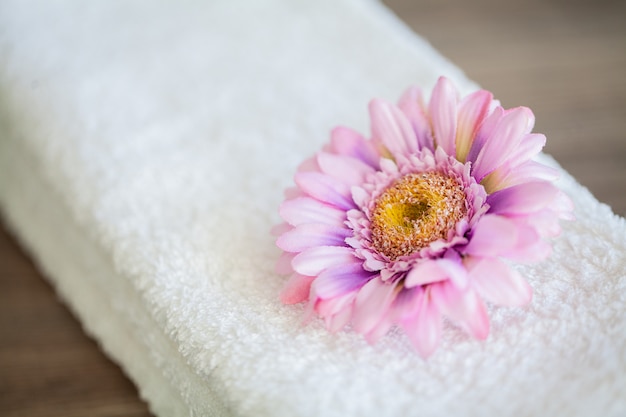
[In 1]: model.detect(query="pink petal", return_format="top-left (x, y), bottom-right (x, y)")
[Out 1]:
top-left (398, 86), bottom-right (434, 151)
top-left (365, 306), bottom-right (398, 343)
top-left (325, 304), bottom-right (354, 333)
top-left (276, 223), bottom-right (351, 252)
top-left (296, 155), bottom-right (320, 173)
top-left (525, 208), bottom-right (562, 237)
top-left (455, 89), bottom-right (493, 162)
top-left (516, 161), bottom-right (560, 182)
top-left (280, 274), bottom-right (315, 304)
top-left (405, 258), bottom-right (467, 289)
top-left (271, 222), bottom-right (291, 237)
top-left (330, 126), bottom-right (380, 168)
top-left (295, 171), bottom-right (355, 210)
top-left (431, 281), bottom-right (490, 340)
top-left (387, 286), bottom-right (422, 322)
top-left (317, 152), bottom-right (375, 185)
top-left (360, 251), bottom-right (387, 272)
top-left (313, 263), bottom-right (373, 299)
top-left (402, 287), bottom-right (442, 358)
top-left (463, 214), bottom-right (518, 257)
top-left (280, 197), bottom-right (346, 227)
top-left (553, 190), bottom-right (575, 221)
top-left (316, 290), bottom-right (357, 317)
top-left (275, 251), bottom-right (296, 274)
top-left (504, 133), bottom-right (546, 169)
top-left (468, 258), bottom-right (533, 306)
top-left (291, 246), bottom-right (357, 276)
top-left (487, 181), bottom-right (559, 215)
top-left (284, 186), bottom-right (304, 200)
top-left (369, 99), bottom-right (418, 156)
top-left (510, 237), bottom-right (551, 262)
top-left (405, 260), bottom-right (448, 287)
top-left (351, 186), bottom-right (370, 208)
top-left (472, 107), bottom-right (534, 181)
top-left (467, 106), bottom-right (504, 164)
top-left (428, 77), bottom-right (458, 156)
top-left (352, 277), bottom-right (398, 335)
top-left (487, 160), bottom-right (560, 192)
top-left (503, 220), bottom-right (552, 262)
top-left (379, 156), bottom-right (400, 174)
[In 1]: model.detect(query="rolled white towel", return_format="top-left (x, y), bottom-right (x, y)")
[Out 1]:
top-left (0, 1), bottom-right (624, 416)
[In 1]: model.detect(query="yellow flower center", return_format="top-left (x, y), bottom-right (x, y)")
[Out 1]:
top-left (370, 172), bottom-right (467, 260)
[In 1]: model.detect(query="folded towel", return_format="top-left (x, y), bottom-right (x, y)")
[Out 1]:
top-left (0, 1), bottom-right (624, 416)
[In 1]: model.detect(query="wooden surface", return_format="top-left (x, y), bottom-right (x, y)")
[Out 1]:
top-left (1, 1), bottom-right (624, 416)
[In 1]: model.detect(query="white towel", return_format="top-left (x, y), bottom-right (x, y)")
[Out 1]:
top-left (0, 1), bottom-right (624, 416)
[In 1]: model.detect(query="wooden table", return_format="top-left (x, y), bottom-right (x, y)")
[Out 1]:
top-left (1, 1), bottom-right (624, 415)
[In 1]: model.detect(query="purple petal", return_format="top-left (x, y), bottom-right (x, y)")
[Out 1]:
top-left (428, 77), bottom-right (458, 156)
top-left (295, 171), bottom-right (355, 210)
top-left (313, 263), bottom-right (373, 299)
top-left (276, 223), bottom-right (351, 252)
top-left (455, 89), bottom-right (493, 162)
top-left (469, 258), bottom-right (533, 306)
top-left (467, 106), bottom-right (504, 164)
top-left (472, 107), bottom-right (534, 181)
top-left (291, 246), bottom-right (357, 276)
top-left (487, 181), bottom-right (559, 215)
top-left (317, 151), bottom-right (375, 185)
top-left (330, 126), bottom-right (380, 168)
top-left (397, 86), bottom-right (434, 151)
top-left (369, 99), bottom-right (418, 156)
top-left (463, 214), bottom-right (518, 257)
top-left (280, 197), bottom-right (346, 227)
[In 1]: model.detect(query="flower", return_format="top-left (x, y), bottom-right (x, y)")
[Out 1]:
top-left (275, 76), bottom-right (573, 357)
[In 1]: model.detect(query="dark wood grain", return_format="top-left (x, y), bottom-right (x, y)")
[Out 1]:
top-left (1, 1), bottom-right (624, 416)
top-left (0, 227), bottom-right (152, 417)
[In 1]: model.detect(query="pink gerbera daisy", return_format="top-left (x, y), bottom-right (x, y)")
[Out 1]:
top-left (275, 76), bottom-right (573, 357)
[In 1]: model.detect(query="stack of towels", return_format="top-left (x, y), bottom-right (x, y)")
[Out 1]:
top-left (0, 1), bottom-right (624, 416)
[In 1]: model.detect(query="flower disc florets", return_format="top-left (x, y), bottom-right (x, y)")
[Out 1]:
top-left (370, 171), bottom-right (466, 260)
top-left (346, 148), bottom-right (488, 282)
top-left (275, 76), bottom-right (573, 357)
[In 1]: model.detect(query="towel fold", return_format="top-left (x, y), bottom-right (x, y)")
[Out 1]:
top-left (0, 1), bottom-right (624, 416)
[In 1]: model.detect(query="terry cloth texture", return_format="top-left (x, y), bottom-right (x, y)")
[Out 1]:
top-left (0, 1), bottom-right (624, 416)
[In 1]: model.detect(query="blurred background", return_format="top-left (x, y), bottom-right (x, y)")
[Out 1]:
top-left (1, 1), bottom-right (624, 416)
top-left (384, 0), bottom-right (626, 216)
